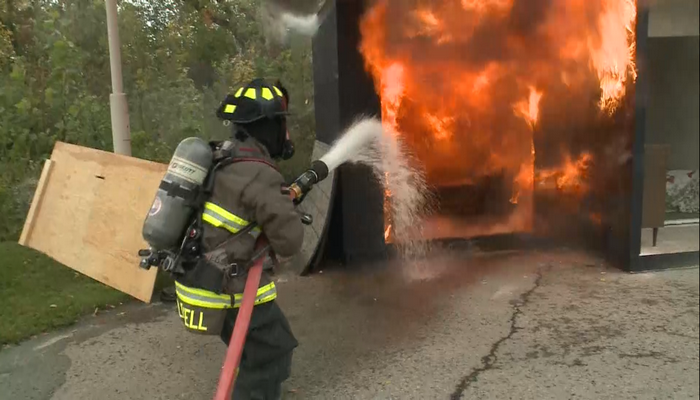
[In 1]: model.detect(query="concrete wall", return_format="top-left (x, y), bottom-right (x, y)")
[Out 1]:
top-left (645, 35), bottom-right (700, 170)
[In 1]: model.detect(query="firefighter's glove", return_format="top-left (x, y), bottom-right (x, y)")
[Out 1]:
top-left (262, 253), bottom-right (277, 271)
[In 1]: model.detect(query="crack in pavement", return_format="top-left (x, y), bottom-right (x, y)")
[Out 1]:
top-left (450, 267), bottom-right (546, 400)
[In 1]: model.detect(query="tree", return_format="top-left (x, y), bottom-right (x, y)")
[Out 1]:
top-left (0, 0), bottom-right (317, 241)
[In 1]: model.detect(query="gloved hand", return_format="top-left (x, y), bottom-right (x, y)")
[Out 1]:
top-left (262, 252), bottom-right (278, 271)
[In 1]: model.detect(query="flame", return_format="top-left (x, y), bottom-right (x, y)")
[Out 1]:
top-left (384, 224), bottom-right (393, 240)
top-left (537, 152), bottom-right (593, 195)
top-left (381, 63), bottom-right (406, 130)
top-left (461, 0), bottom-right (512, 13)
top-left (360, 0), bottom-right (637, 240)
top-left (510, 135), bottom-right (536, 205)
top-left (410, 9), bottom-right (454, 44)
top-left (557, 153), bottom-right (593, 191)
top-left (513, 86), bottom-right (543, 128)
top-left (426, 114), bottom-right (455, 141)
top-left (590, 0), bottom-right (638, 112)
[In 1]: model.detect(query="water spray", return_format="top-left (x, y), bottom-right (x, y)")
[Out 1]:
top-left (279, 12), bottom-right (321, 36)
top-left (261, 1), bottom-right (323, 43)
top-left (289, 118), bottom-right (388, 202)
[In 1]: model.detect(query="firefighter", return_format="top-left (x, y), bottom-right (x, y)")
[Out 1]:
top-left (205, 78), bottom-right (303, 399)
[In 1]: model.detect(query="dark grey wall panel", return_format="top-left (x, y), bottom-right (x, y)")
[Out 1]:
top-left (312, 0), bottom-right (387, 264)
top-left (312, 1), bottom-right (340, 145)
top-left (645, 36), bottom-right (700, 170)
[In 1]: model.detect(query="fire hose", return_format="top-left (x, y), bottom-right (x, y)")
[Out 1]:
top-left (212, 237), bottom-right (268, 400)
top-left (213, 160), bottom-right (329, 400)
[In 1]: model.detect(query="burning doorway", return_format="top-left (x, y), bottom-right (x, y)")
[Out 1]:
top-left (357, 0), bottom-right (638, 248)
top-left (310, 0), bottom-right (656, 269)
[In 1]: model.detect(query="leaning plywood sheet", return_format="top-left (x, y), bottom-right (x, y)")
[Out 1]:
top-left (19, 141), bottom-right (167, 302)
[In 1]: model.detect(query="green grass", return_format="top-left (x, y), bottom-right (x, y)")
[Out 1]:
top-left (0, 241), bottom-right (131, 345)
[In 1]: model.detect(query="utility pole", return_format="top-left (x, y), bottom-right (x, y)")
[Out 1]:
top-left (105, 0), bottom-right (131, 156)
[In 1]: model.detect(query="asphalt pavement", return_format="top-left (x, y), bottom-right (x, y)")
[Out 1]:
top-left (1, 248), bottom-right (698, 400)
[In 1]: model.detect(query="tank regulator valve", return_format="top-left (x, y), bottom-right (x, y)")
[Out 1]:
top-left (138, 248), bottom-right (162, 270)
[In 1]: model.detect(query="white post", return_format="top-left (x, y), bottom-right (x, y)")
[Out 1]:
top-left (105, 0), bottom-right (131, 156)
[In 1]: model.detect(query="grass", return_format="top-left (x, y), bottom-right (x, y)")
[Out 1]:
top-left (0, 241), bottom-right (131, 345)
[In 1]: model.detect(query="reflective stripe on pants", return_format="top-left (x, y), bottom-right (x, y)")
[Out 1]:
top-left (175, 281), bottom-right (277, 309)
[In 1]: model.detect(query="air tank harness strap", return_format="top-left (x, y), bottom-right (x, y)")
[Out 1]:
top-left (159, 180), bottom-right (201, 207)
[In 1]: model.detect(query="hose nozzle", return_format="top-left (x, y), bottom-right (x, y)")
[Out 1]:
top-left (289, 160), bottom-right (329, 204)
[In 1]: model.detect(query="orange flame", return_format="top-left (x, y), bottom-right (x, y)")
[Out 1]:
top-left (537, 152), bottom-right (593, 195)
top-left (590, 0), bottom-right (637, 112)
top-left (360, 0), bottom-right (636, 240)
top-left (514, 86), bottom-right (543, 128)
top-left (381, 63), bottom-right (406, 130)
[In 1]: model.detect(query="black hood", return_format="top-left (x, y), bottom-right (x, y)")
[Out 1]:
top-left (233, 117), bottom-right (286, 159)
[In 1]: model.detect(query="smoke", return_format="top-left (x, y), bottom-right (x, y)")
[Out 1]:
top-left (321, 116), bottom-right (435, 259)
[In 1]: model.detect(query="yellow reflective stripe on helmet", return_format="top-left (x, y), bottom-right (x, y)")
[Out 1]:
top-left (244, 88), bottom-right (257, 100)
top-left (261, 87), bottom-right (274, 100)
top-left (224, 104), bottom-right (236, 114)
top-left (202, 202), bottom-right (261, 236)
top-left (273, 86), bottom-right (283, 97)
top-left (176, 281), bottom-right (277, 310)
top-left (235, 88), bottom-right (244, 97)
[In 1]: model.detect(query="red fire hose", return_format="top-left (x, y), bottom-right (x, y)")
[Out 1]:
top-left (213, 237), bottom-right (268, 400)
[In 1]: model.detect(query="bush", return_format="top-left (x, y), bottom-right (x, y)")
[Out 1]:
top-left (0, 0), bottom-right (316, 242)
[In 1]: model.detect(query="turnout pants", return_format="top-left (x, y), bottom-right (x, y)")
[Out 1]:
top-left (220, 301), bottom-right (298, 400)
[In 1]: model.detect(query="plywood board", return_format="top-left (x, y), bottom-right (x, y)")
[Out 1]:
top-left (19, 159), bottom-right (54, 246)
top-left (19, 141), bottom-right (168, 302)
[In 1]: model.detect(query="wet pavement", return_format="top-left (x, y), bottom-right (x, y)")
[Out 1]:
top-left (1, 248), bottom-right (698, 400)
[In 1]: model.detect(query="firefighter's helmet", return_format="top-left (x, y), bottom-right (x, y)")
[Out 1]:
top-left (216, 78), bottom-right (295, 160)
top-left (216, 78), bottom-right (289, 123)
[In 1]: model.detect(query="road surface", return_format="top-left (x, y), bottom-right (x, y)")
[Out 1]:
top-left (1, 248), bottom-right (698, 399)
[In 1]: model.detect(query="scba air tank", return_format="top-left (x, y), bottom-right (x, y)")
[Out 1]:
top-left (142, 137), bottom-right (213, 251)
